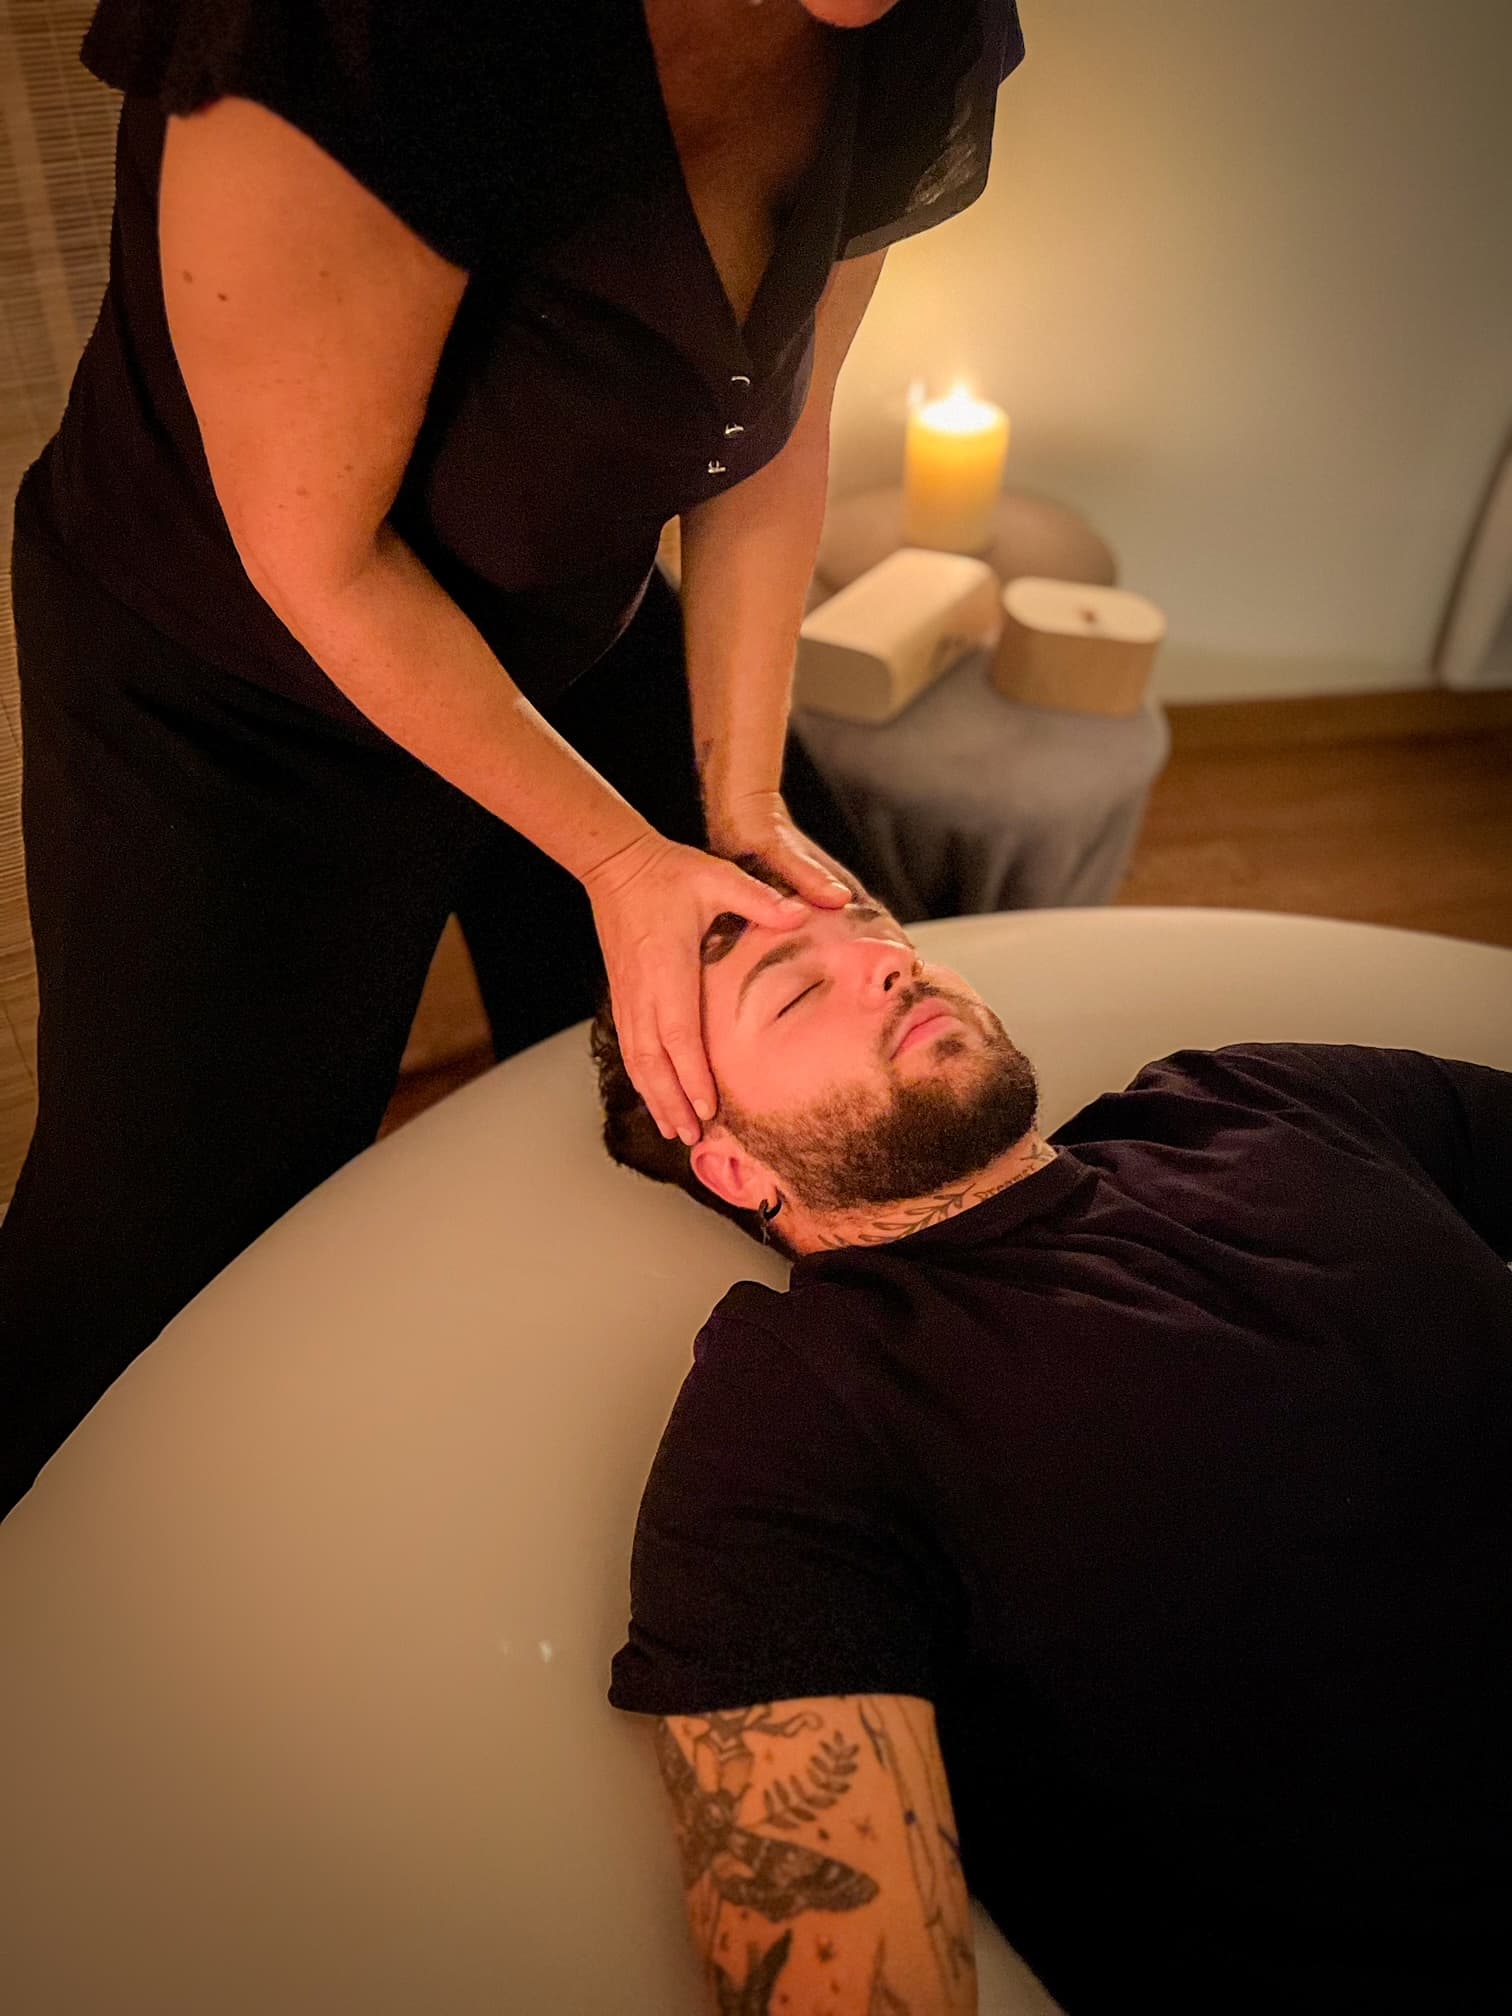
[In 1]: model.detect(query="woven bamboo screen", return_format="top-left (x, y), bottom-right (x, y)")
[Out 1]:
top-left (0, 0), bottom-right (118, 1210)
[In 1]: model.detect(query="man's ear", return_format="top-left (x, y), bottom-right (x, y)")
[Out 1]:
top-left (688, 1131), bottom-right (773, 1213)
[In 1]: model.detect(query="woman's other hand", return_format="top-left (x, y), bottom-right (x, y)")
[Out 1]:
top-left (707, 789), bottom-right (858, 913)
top-left (583, 833), bottom-right (815, 1146)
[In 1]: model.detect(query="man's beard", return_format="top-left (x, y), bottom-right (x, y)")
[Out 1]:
top-left (719, 988), bottom-right (1040, 1214)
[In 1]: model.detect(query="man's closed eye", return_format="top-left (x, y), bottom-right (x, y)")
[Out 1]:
top-left (777, 982), bottom-right (822, 1019)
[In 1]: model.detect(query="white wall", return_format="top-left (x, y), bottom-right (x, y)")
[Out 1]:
top-left (830, 0), bottom-right (1512, 701)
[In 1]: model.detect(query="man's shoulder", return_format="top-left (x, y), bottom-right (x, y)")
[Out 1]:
top-left (692, 1277), bottom-right (892, 1404)
top-left (1114, 1040), bottom-right (1388, 1107)
top-left (682, 1284), bottom-right (794, 1402)
top-left (698, 1276), bottom-right (857, 1363)
top-left (704, 1276), bottom-right (788, 1334)
top-left (1052, 1041), bottom-right (1396, 1154)
top-left (651, 1283), bottom-right (891, 1497)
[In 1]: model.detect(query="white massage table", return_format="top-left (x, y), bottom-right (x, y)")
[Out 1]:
top-left (3, 907), bottom-right (1510, 2015)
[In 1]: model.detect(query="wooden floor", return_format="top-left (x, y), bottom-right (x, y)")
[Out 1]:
top-left (1115, 688), bottom-right (1512, 946)
top-left (380, 687), bottom-right (1512, 1138)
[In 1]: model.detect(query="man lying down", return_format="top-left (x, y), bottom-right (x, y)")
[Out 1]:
top-left (591, 865), bottom-right (1511, 2016)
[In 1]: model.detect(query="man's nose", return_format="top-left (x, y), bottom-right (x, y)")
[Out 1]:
top-left (861, 940), bottom-right (913, 1001)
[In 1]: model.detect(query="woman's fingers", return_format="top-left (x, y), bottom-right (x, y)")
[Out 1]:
top-left (713, 809), bottom-right (854, 911)
top-left (642, 865), bottom-right (788, 1138)
top-left (716, 860), bottom-right (809, 931)
top-left (774, 845), bottom-right (853, 908)
top-left (659, 986), bottom-right (718, 1131)
top-left (619, 999), bottom-right (700, 1143)
top-left (589, 831), bottom-right (862, 1144)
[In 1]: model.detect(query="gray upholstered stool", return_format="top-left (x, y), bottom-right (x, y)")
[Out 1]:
top-left (793, 649), bottom-right (1170, 923)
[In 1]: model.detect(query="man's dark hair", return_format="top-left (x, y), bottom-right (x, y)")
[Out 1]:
top-left (589, 854), bottom-right (862, 1257)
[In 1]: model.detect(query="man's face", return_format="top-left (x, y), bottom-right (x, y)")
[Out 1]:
top-left (698, 893), bottom-right (1040, 1214)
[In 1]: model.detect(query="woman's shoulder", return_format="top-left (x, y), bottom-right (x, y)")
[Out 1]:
top-left (842, 0), bottom-right (1025, 261)
top-left (78, 1), bottom-right (634, 272)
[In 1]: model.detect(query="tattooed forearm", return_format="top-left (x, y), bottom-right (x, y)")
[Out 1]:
top-left (655, 1715), bottom-right (877, 1921)
top-left (857, 1697), bottom-right (976, 2000)
top-left (713, 1929), bottom-right (792, 2016)
top-left (654, 1699), bottom-right (973, 2014)
top-left (869, 1937), bottom-right (915, 2015)
top-left (761, 1728), bottom-right (861, 1828)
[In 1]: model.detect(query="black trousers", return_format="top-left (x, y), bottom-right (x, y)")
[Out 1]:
top-left (1, 479), bottom-right (872, 1515)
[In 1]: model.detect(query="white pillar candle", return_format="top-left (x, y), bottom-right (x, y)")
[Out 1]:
top-left (903, 386), bottom-right (1011, 554)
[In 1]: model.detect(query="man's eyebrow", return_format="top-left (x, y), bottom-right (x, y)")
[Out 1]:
top-left (734, 903), bottom-right (888, 1019)
top-left (736, 934), bottom-right (812, 1015)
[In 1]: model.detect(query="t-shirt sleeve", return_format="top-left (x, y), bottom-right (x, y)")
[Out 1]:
top-left (1218, 1042), bottom-right (1512, 1262)
top-left (609, 1315), bottom-right (952, 1717)
top-left (838, 0), bottom-right (1026, 261)
top-left (79, 0), bottom-right (540, 271)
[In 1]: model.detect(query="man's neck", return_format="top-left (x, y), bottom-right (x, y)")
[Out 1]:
top-left (786, 1133), bottom-right (1059, 1255)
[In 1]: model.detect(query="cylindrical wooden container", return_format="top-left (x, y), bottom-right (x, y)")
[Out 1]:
top-left (992, 577), bottom-right (1165, 716)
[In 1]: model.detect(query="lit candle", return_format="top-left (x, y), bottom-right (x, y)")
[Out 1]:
top-left (903, 384), bottom-right (1011, 554)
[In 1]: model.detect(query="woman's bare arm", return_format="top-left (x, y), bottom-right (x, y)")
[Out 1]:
top-left (679, 250), bottom-right (887, 846)
top-left (158, 96), bottom-right (653, 884)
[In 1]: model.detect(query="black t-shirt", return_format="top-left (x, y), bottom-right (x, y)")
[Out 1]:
top-left (27, 0), bottom-right (1025, 730)
top-left (610, 1043), bottom-right (1512, 2012)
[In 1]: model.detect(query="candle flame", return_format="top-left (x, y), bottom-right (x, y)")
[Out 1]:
top-left (919, 383), bottom-right (1005, 436)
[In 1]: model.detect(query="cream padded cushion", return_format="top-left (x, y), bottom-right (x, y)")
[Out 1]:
top-left (3, 908), bottom-right (1510, 2016)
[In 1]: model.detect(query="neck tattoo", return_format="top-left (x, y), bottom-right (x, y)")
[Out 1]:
top-left (806, 1139), bottom-right (1059, 1252)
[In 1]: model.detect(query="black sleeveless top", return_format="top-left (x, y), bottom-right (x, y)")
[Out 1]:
top-left (31, 0), bottom-right (1025, 729)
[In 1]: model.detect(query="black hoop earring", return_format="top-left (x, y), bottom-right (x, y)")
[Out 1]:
top-left (758, 1195), bottom-right (783, 1245)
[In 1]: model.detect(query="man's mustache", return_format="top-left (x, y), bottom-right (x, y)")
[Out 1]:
top-left (882, 983), bottom-right (964, 1059)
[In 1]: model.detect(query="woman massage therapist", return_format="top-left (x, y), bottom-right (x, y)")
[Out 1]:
top-left (1, 0), bottom-right (1025, 1513)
